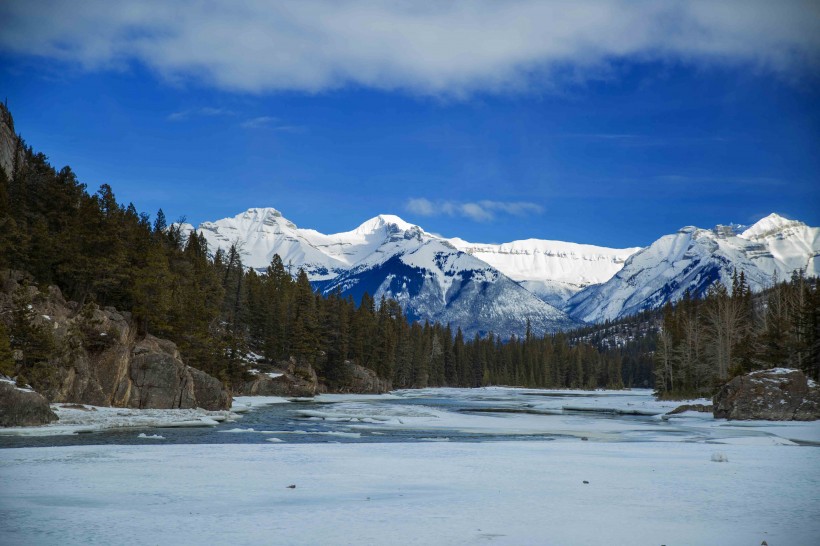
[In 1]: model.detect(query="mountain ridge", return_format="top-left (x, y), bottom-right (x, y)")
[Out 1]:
top-left (567, 213), bottom-right (819, 323)
top-left (181, 208), bottom-right (819, 333)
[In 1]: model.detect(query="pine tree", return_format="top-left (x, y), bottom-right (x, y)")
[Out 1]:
top-left (0, 322), bottom-right (16, 377)
top-left (290, 269), bottom-right (319, 363)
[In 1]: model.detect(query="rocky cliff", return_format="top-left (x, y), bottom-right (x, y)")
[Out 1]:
top-left (0, 271), bottom-right (231, 412)
top-left (0, 102), bottom-right (23, 180)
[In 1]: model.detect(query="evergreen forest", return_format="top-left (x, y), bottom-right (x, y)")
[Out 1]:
top-left (1, 124), bottom-right (818, 398)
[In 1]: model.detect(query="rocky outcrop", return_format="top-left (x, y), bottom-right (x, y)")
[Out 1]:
top-left (236, 358), bottom-right (392, 397)
top-left (121, 335), bottom-right (231, 410)
top-left (667, 403), bottom-right (713, 415)
top-left (0, 380), bottom-right (58, 426)
top-left (235, 357), bottom-right (318, 397)
top-left (320, 361), bottom-right (392, 394)
top-left (0, 271), bottom-right (231, 412)
top-left (713, 368), bottom-right (820, 421)
top-left (57, 328), bottom-right (232, 411)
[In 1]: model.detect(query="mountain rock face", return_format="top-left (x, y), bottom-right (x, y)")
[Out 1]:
top-left (566, 214), bottom-right (820, 323)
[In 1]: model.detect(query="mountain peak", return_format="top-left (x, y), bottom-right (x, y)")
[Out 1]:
top-left (354, 214), bottom-right (416, 235)
top-left (242, 207), bottom-right (284, 219)
top-left (741, 213), bottom-right (803, 239)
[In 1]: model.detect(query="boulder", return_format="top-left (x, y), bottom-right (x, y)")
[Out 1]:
top-left (189, 367), bottom-right (232, 410)
top-left (713, 368), bottom-right (820, 421)
top-left (0, 380), bottom-right (58, 427)
top-left (129, 336), bottom-right (196, 409)
top-left (321, 361), bottom-right (392, 394)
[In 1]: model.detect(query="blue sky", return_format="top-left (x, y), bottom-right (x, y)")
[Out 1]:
top-left (1, 1), bottom-right (818, 248)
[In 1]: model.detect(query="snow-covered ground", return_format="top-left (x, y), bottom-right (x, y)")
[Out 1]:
top-left (1, 441), bottom-right (818, 545)
top-left (1, 387), bottom-right (819, 545)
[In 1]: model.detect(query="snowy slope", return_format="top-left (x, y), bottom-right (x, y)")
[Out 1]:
top-left (322, 237), bottom-right (578, 338)
top-left (448, 237), bottom-right (639, 307)
top-left (567, 214), bottom-right (820, 323)
top-left (740, 213), bottom-right (820, 279)
top-left (194, 208), bottom-right (347, 280)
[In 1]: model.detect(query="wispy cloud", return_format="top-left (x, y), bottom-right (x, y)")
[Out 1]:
top-left (240, 116), bottom-right (307, 132)
top-left (1, 1), bottom-right (817, 96)
top-left (406, 198), bottom-right (543, 222)
top-left (167, 107), bottom-right (234, 122)
top-left (240, 116), bottom-right (279, 129)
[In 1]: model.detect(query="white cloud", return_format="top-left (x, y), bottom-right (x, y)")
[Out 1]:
top-left (406, 197), bottom-right (437, 216)
top-left (1, 1), bottom-right (818, 96)
top-left (405, 198), bottom-right (543, 222)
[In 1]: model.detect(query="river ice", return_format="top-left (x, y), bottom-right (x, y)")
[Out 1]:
top-left (1, 388), bottom-right (818, 545)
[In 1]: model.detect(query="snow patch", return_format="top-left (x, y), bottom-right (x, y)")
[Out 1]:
top-left (137, 433), bottom-right (165, 440)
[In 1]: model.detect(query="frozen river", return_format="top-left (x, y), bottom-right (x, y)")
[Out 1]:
top-left (1, 388), bottom-right (819, 545)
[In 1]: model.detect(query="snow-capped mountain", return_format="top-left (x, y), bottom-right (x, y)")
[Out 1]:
top-left (193, 208), bottom-right (346, 280)
top-left (189, 208), bottom-right (422, 280)
top-left (447, 238), bottom-right (640, 307)
top-left (185, 208), bottom-right (581, 337)
top-left (566, 214), bottom-right (820, 323)
top-left (183, 209), bottom-right (819, 333)
top-left (188, 208), bottom-right (637, 305)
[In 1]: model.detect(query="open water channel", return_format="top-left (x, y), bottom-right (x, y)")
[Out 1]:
top-left (3, 387), bottom-right (818, 448)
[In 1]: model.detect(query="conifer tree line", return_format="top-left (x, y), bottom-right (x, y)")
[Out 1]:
top-left (654, 272), bottom-right (819, 398)
top-left (0, 139), bottom-right (645, 391)
top-left (0, 133), bottom-right (817, 396)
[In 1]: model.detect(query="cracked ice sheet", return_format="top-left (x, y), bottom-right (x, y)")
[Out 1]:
top-left (279, 387), bottom-right (820, 444)
top-left (287, 388), bottom-right (704, 442)
top-left (1, 442), bottom-right (818, 546)
top-left (296, 403), bottom-right (675, 441)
